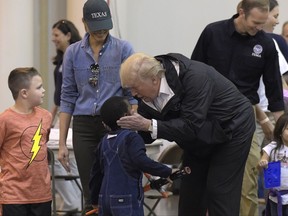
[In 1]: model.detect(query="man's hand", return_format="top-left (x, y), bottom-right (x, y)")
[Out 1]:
top-left (117, 111), bottom-right (151, 131)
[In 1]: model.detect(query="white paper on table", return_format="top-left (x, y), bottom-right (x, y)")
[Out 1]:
top-left (48, 128), bottom-right (73, 149)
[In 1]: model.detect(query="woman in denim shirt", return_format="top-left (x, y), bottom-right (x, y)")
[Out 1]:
top-left (57, 0), bottom-right (137, 214)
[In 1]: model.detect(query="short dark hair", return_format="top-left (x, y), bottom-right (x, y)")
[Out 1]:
top-left (100, 96), bottom-right (130, 131)
top-left (241, 0), bottom-right (269, 16)
top-left (8, 67), bottom-right (41, 100)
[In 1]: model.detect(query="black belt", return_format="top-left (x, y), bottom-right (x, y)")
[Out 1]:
top-left (73, 115), bottom-right (101, 119)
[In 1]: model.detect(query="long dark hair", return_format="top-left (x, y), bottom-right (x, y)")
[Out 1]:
top-left (52, 19), bottom-right (82, 65)
top-left (271, 114), bottom-right (288, 160)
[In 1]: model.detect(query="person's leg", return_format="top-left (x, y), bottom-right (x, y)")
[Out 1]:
top-left (283, 203), bottom-right (288, 216)
top-left (73, 116), bottom-right (106, 214)
top-left (268, 199), bottom-right (279, 216)
top-left (256, 112), bottom-right (276, 200)
top-left (2, 204), bottom-right (27, 216)
top-left (206, 119), bottom-right (254, 216)
top-left (240, 132), bottom-right (260, 216)
top-left (178, 153), bottom-right (209, 216)
top-left (255, 121), bottom-right (266, 199)
top-left (255, 121), bottom-right (265, 149)
top-left (29, 201), bottom-right (52, 216)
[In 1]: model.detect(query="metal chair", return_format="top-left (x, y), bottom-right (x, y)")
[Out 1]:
top-left (47, 148), bottom-right (57, 216)
top-left (143, 143), bottom-right (183, 216)
top-left (47, 148), bottom-right (83, 216)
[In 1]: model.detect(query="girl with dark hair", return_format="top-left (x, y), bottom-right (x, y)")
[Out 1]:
top-left (259, 114), bottom-right (288, 215)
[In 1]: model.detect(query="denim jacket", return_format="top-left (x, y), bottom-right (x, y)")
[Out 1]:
top-left (60, 33), bottom-right (137, 116)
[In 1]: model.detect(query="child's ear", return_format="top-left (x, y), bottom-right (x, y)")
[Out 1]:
top-left (102, 121), bottom-right (111, 131)
top-left (20, 89), bottom-right (28, 98)
top-left (102, 121), bottom-right (106, 127)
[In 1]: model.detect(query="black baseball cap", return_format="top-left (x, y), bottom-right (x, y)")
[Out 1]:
top-left (83, 0), bottom-right (113, 32)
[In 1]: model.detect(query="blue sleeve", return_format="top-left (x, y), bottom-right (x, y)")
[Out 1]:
top-left (126, 133), bottom-right (172, 178)
top-left (121, 40), bottom-right (134, 62)
top-left (60, 45), bottom-right (78, 114)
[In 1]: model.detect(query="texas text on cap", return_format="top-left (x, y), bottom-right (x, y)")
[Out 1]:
top-left (83, 0), bottom-right (113, 32)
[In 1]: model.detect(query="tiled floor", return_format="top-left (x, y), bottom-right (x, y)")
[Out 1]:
top-left (143, 195), bottom-right (266, 216)
top-left (55, 193), bottom-right (178, 216)
top-left (144, 194), bottom-right (179, 216)
top-left (55, 192), bottom-right (266, 216)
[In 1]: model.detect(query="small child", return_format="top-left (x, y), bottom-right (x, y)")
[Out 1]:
top-left (0, 67), bottom-right (52, 216)
top-left (259, 114), bottom-right (288, 216)
top-left (89, 96), bottom-right (172, 216)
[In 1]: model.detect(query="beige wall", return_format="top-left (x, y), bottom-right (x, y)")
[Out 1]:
top-left (0, 0), bottom-right (34, 111)
top-left (67, 0), bottom-right (87, 37)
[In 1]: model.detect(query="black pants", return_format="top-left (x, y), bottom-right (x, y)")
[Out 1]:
top-left (267, 199), bottom-right (288, 216)
top-left (73, 116), bottom-right (106, 209)
top-left (178, 118), bottom-right (254, 216)
top-left (2, 201), bottom-right (51, 216)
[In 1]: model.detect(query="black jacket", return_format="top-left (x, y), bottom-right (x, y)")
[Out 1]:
top-left (138, 53), bottom-right (255, 156)
top-left (191, 15), bottom-right (284, 111)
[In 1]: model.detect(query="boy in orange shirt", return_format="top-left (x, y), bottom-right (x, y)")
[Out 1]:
top-left (0, 67), bottom-right (52, 216)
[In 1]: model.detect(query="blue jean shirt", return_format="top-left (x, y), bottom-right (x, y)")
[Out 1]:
top-left (60, 33), bottom-right (137, 116)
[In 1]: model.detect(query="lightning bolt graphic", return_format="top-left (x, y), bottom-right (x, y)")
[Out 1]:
top-left (28, 121), bottom-right (43, 165)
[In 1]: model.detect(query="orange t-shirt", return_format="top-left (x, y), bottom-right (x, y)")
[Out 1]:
top-left (0, 107), bottom-right (52, 204)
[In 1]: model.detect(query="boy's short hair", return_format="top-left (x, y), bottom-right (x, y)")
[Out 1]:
top-left (8, 67), bottom-right (40, 100)
top-left (100, 96), bottom-right (130, 131)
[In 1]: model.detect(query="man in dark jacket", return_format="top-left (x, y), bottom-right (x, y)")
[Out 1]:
top-left (117, 53), bottom-right (255, 216)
